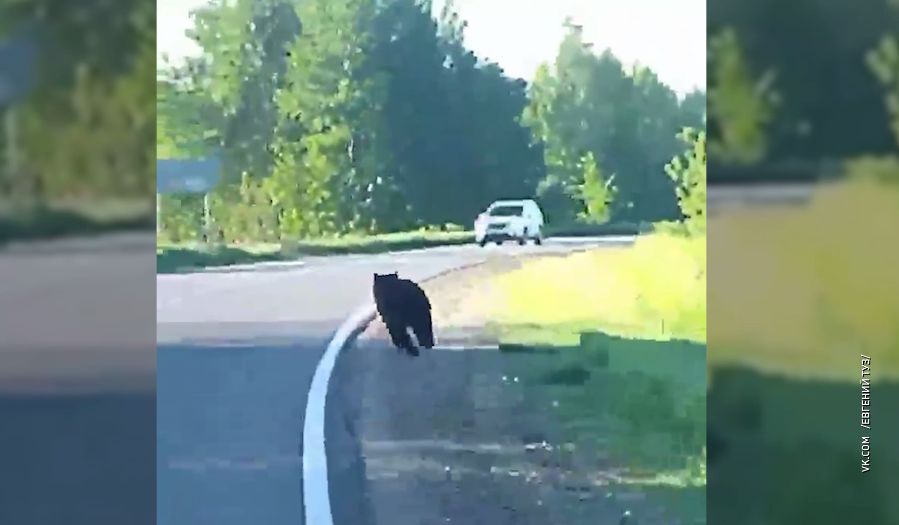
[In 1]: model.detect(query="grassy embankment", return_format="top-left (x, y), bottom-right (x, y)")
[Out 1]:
top-left (478, 226), bottom-right (706, 523)
top-left (704, 179), bottom-right (899, 525)
top-left (479, 179), bottom-right (899, 523)
top-left (156, 230), bottom-right (474, 273)
top-left (0, 199), bottom-right (154, 245)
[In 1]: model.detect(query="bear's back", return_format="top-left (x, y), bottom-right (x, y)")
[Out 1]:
top-left (398, 278), bottom-right (430, 310)
top-left (373, 275), bottom-right (430, 313)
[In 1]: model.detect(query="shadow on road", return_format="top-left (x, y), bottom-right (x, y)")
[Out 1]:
top-left (157, 323), bottom-right (338, 525)
top-left (0, 390), bottom-right (155, 525)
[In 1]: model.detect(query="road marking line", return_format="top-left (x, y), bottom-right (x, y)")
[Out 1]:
top-left (299, 255), bottom-right (508, 523)
top-left (302, 303), bottom-right (376, 525)
top-left (431, 344), bottom-right (500, 351)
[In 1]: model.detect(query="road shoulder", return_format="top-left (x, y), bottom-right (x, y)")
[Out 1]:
top-left (340, 260), bottom-right (704, 525)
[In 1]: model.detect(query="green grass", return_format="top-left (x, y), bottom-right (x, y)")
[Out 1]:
top-left (703, 179), bottom-right (899, 524)
top-left (544, 220), bottom-right (655, 237)
top-left (709, 179), bottom-right (899, 380)
top-left (477, 229), bottom-right (707, 508)
top-left (506, 329), bottom-right (706, 476)
top-left (0, 199), bottom-right (154, 245)
top-left (493, 326), bottom-right (706, 525)
top-left (491, 231), bottom-right (706, 344)
top-left (156, 244), bottom-right (285, 273)
top-left (474, 179), bottom-right (899, 524)
top-left (156, 230), bottom-right (474, 273)
top-left (707, 367), bottom-right (899, 524)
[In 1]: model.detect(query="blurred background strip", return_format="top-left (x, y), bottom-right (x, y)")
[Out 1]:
top-left (707, 0), bottom-right (899, 523)
top-left (0, 1), bottom-right (156, 524)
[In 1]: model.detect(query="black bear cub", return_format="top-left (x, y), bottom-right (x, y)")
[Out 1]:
top-left (372, 272), bottom-right (435, 356)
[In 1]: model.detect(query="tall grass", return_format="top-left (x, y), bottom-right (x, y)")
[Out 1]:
top-left (711, 179), bottom-right (899, 380)
top-left (493, 232), bottom-right (706, 343)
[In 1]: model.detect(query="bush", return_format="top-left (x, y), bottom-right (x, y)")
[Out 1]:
top-left (665, 128), bottom-right (707, 235)
top-left (608, 373), bottom-right (706, 471)
top-left (494, 232), bottom-right (706, 343)
top-left (1, 202), bottom-right (153, 244)
top-left (844, 154), bottom-right (899, 185)
top-left (545, 221), bottom-right (651, 237)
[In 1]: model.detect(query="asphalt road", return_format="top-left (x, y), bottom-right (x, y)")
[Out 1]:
top-left (706, 183), bottom-right (816, 215)
top-left (0, 233), bottom-right (156, 525)
top-left (156, 237), bottom-right (630, 525)
top-left (0, 184), bottom-right (818, 524)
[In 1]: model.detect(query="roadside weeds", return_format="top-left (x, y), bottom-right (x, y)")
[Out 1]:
top-left (360, 250), bottom-right (707, 525)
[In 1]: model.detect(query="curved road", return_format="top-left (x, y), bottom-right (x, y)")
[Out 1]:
top-left (0, 185), bottom-right (811, 524)
top-left (156, 237), bottom-right (631, 525)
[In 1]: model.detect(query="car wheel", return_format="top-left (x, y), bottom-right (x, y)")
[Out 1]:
top-left (534, 236), bottom-right (543, 246)
top-left (494, 239), bottom-right (503, 246)
top-left (518, 236), bottom-right (526, 245)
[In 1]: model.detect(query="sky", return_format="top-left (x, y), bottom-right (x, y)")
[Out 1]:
top-left (157, 0), bottom-right (706, 95)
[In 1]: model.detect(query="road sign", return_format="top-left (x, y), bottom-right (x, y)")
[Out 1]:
top-left (156, 158), bottom-right (221, 194)
top-left (0, 31), bottom-right (36, 181)
top-left (0, 32), bottom-right (36, 106)
top-left (157, 157), bottom-right (222, 242)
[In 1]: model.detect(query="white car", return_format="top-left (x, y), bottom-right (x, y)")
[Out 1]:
top-left (474, 199), bottom-right (544, 246)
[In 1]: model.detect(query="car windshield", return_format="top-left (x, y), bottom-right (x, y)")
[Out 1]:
top-left (489, 205), bottom-right (524, 217)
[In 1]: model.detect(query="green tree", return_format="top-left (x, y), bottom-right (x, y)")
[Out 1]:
top-left (708, 28), bottom-right (778, 165)
top-left (680, 89), bottom-right (707, 130)
top-left (709, 0), bottom-right (899, 161)
top-left (577, 152), bottom-right (616, 224)
top-left (665, 128), bottom-right (707, 234)
top-left (189, 0), bottom-right (301, 182)
top-left (370, 0), bottom-right (461, 228)
top-left (274, 0), bottom-right (389, 237)
top-left (157, 62), bottom-right (225, 158)
top-left (522, 22), bottom-right (695, 224)
top-left (157, 1), bottom-right (702, 240)
top-left (867, 33), bottom-right (899, 147)
top-left (3, 0), bottom-right (155, 200)
top-left (368, 0), bottom-right (542, 228)
top-left (157, 60), bottom-right (229, 241)
top-left (845, 0), bottom-right (899, 185)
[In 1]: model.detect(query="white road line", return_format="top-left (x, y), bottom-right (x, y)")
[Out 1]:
top-left (432, 344), bottom-right (500, 351)
top-left (200, 260), bottom-right (308, 273)
top-left (300, 248), bottom-right (580, 523)
top-left (302, 303), bottom-right (376, 525)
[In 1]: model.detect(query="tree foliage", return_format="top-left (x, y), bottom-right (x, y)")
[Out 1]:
top-left (847, 0), bottom-right (899, 186)
top-left (576, 152), bottom-right (616, 224)
top-left (2, 0), bottom-right (155, 200)
top-left (709, 0), bottom-right (899, 161)
top-left (521, 23), bottom-right (702, 224)
top-left (868, 33), bottom-right (899, 147)
top-left (708, 28), bottom-right (778, 166)
top-left (157, 2), bottom-right (706, 241)
top-left (666, 128), bottom-right (707, 234)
